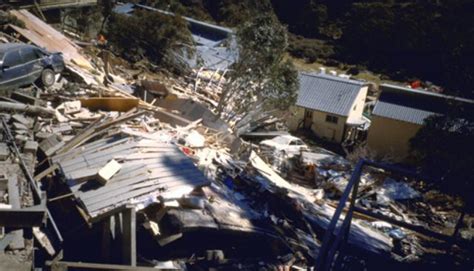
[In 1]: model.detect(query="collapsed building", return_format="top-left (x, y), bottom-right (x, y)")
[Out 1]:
top-left (0, 8), bottom-right (472, 271)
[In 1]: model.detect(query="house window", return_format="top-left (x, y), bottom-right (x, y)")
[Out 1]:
top-left (326, 115), bottom-right (338, 124)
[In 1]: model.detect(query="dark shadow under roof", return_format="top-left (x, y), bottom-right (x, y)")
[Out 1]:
top-left (296, 73), bottom-right (367, 116)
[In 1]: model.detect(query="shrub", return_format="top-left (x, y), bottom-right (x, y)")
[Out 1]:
top-left (106, 9), bottom-right (194, 70)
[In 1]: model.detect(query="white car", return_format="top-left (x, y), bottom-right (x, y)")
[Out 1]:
top-left (260, 135), bottom-right (309, 156)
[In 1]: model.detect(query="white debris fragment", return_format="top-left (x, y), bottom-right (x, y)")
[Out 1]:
top-left (97, 159), bottom-right (121, 185)
top-left (378, 178), bottom-right (421, 201)
top-left (371, 221), bottom-right (393, 231)
top-left (184, 130), bottom-right (205, 148)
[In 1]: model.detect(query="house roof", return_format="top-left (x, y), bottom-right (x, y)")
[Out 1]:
top-left (372, 84), bottom-right (474, 125)
top-left (296, 73), bottom-right (367, 116)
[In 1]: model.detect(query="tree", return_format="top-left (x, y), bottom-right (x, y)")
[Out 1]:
top-left (106, 10), bottom-right (194, 70)
top-left (410, 102), bottom-right (474, 213)
top-left (216, 13), bottom-right (299, 127)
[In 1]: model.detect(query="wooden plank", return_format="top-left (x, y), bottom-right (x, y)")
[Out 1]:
top-left (80, 98), bottom-right (139, 112)
top-left (63, 153), bottom-right (188, 181)
top-left (52, 137), bottom-right (130, 163)
top-left (34, 163), bottom-right (59, 181)
top-left (64, 153), bottom-right (189, 176)
top-left (69, 164), bottom-right (147, 190)
top-left (56, 110), bottom-right (144, 156)
top-left (54, 118), bottom-right (103, 155)
top-left (59, 141), bottom-right (136, 169)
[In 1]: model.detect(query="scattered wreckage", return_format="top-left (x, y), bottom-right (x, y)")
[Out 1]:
top-left (0, 8), bottom-right (471, 271)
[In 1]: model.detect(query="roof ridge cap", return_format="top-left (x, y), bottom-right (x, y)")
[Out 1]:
top-left (299, 72), bottom-right (366, 85)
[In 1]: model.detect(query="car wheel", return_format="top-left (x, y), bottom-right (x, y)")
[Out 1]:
top-left (39, 68), bottom-right (55, 88)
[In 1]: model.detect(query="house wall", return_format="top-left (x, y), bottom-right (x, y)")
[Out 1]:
top-left (367, 115), bottom-right (422, 160)
top-left (287, 106), bottom-right (305, 131)
top-left (310, 110), bottom-right (347, 143)
top-left (287, 106), bottom-right (347, 142)
top-left (347, 86), bottom-right (368, 123)
top-left (287, 86), bottom-right (367, 143)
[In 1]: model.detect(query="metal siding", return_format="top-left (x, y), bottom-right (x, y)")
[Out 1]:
top-left (296, 73), bottom-right (365, 117)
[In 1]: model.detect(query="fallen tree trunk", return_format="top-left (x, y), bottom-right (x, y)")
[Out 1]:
top-left (0, 101), bottom-right (55, 116)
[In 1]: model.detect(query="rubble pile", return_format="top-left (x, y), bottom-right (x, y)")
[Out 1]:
top-left (0, 114), bottom-right (36, 269)
top-left (0, 8), bottom-right (471, 271)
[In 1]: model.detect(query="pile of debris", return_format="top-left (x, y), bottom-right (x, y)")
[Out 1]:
top-left (0, 8), bottom-right (471, 271)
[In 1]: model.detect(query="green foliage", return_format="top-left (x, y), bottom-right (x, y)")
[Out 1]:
top-left (271, 0), bottom-right (328, 38)
top-left (106, 10), bottom-right (194, 69)
top-left (123, 0), bottom-right (474, 99)
top-left (217, 13), bottom-right (298, 117)
top-left (267, 60), bottom-right (299, 109)
top-left (340, 1), bottom-right (474, 98)
top-left (288, 35), bottom-right (334, 63)
top-left (410, 104), bottom-right (474, 209)
top-left (236, 13), bottom-right (288, 73)
top-left (72, 6), bottom-right (103, 37)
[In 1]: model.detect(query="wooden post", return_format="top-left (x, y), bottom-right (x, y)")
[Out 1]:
top-left (121, 207), bottom-right (136, 266)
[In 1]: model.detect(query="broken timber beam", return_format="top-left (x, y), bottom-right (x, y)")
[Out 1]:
top-left (0, 101), bottom-right (55, 116)
top-left (353, 206), bottom-right (454, 242)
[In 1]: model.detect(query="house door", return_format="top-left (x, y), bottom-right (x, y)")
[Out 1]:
top-left (304, 110), bottom-right (312, 129)
top-left (323, 127), bottom-right (337, 141)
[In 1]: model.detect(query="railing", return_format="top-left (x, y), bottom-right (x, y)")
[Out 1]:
top-left (315, 159), bottom-right (458, 270)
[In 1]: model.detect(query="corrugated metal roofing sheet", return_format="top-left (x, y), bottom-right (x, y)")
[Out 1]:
top-left (54, 135), bottom-right (210, 220)
top-left (372, 100), bottom-right (435, 125)
top-left (296, 73), bottom-right (366, 116)
top-left (372, 84), bottom-right (474, 125)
